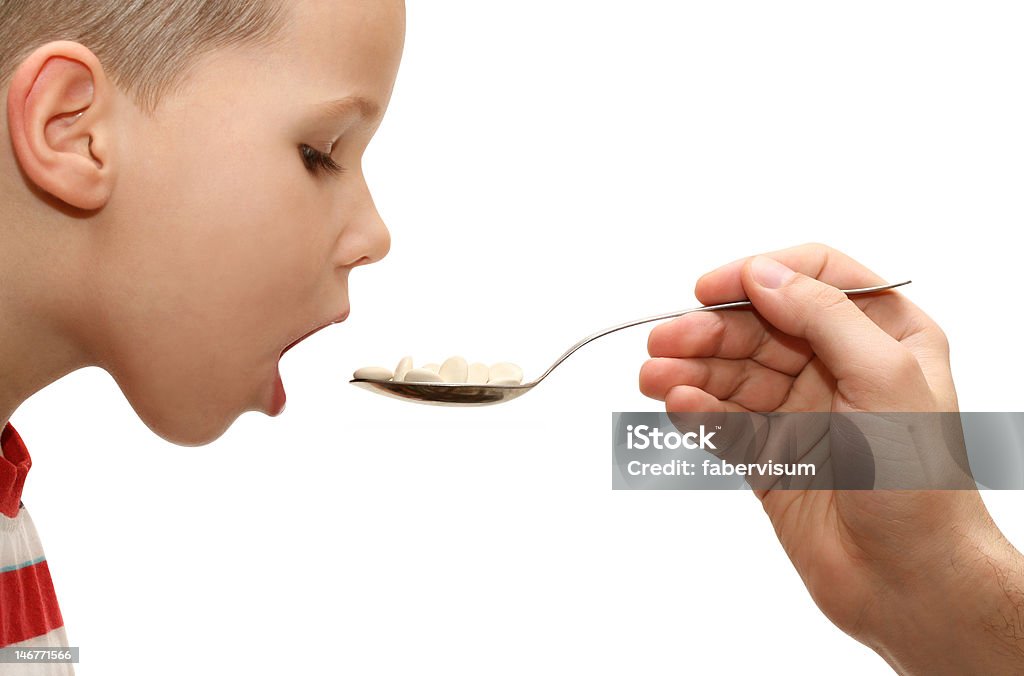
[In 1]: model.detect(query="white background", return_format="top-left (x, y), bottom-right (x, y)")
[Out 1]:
top-left (12, 1), bottom-right (1024, 674)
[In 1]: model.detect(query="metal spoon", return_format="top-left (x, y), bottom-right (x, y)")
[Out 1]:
top-left (350, 279), bottom-right (912, 407)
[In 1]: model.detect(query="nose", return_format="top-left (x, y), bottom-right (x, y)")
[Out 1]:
top-left (338, 181), bottom-right (391, 268)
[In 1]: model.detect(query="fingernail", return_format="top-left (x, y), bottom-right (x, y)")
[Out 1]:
top-left (750, 256), bottom-right (796, 289)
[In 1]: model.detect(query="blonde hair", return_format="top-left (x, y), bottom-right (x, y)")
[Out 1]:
top-left (0, 0), bottom-right (287, 113)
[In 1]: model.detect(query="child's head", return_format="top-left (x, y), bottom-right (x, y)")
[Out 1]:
top-left (0, 0), bottom-right (404, 445)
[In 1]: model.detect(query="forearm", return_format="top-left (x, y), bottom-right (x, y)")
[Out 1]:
top-left (868, 518), bottom-right (1024, 675)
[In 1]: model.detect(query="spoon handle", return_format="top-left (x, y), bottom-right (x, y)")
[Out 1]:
top-left (532, 279), bottom-right (913, 384)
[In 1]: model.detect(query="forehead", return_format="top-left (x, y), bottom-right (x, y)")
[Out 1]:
top-left (273, 0), bottom-right (405, 105)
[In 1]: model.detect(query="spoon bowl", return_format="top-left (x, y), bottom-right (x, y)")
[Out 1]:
top-left (349, 379), bottom-right (532, 406)
top-left (350, 280), bottom-right (912, 406)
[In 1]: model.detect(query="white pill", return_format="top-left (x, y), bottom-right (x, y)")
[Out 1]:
top-left (395, 356), bottom-right (414, 381)
top-left (439, 356), bottom-right (469, 383)
top-left (487, 377), bottom-right (522, 387)
top-left (488, 362), bottom-right (523, 385)
top-left (403, 368), bottom-right (443, 383)
top-left (467, 362), bottom-right (489, 384)
top-left (421, 363), bottom-right (440, 374)
top-left (353, 366), bottom-right (393, 381)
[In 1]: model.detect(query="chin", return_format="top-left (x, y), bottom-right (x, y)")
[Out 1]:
top-left (106, 363), bottom-right (271, 447)
top-left (133, 401), bottom-right (244, 448)
top-left (149, 416), bottom-right (233, 447)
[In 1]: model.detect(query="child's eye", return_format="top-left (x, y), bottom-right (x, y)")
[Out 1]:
top-left (298, 143), bottom-right (345, 177)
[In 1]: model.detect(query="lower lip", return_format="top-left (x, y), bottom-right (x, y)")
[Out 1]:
top-left (270, 367), bottom-right (286, 415)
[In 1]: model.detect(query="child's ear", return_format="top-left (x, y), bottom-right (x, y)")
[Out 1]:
top-left (6, 41), bottom-right (117, 211)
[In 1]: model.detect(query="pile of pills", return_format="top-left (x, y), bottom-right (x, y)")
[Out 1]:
top-left (353, 356), bottom-right (524, 386)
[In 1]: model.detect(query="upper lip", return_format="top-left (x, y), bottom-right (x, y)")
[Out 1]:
top-left (281, 309), bottom-right (349, 356)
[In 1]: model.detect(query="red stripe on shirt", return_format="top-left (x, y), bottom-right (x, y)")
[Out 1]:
top-left (0, 423), bottom-right (32, 519)
top-left (0, 559), bottom-right (65, 647)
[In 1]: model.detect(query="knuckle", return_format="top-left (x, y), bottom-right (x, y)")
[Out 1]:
top-left (921, 317), bottom-right (951, 355)
top-left (797, 241), bottom-right (833, 261)
top-left (808, 282), bottom-right (850, 315)
top-left (933, 325), bottom-right (951, 354)
top-left (796, 283), bottom-right (856, 341)
top-left (887, 347), bottom-right (922, 380)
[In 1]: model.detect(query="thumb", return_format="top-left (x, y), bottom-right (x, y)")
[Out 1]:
top-left (742, 255), bottom-right (914, 394)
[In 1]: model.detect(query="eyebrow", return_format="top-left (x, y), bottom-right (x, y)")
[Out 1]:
top-left (310, 95), bottom-right (382, 122)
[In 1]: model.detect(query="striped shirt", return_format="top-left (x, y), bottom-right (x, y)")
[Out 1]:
top-left (0, 423), bottom-right (73, 675)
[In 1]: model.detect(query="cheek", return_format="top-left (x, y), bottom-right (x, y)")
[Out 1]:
top-left (200, 170), bottom-right (324, 304)
top-left (100, 160), bottom-right (333, 433)
top-left (108, 135), bottom-right (334, 377)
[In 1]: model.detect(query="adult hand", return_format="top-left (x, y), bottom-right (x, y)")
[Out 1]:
top-left (639, 242), bottom-right (1024, 674)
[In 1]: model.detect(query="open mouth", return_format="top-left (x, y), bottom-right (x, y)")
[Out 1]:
top-left (281, 310), bottom-right (350, 356)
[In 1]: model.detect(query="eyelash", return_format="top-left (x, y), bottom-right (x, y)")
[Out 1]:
top-left (299, 143), bottom-right (345, 177)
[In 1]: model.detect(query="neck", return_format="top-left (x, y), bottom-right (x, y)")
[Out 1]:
top-left (0, 299), bottom-right (89, 433)
top-left (0, 135), bottom-right (97, 434)
top-left (0, 228), bottom-right (93, 433)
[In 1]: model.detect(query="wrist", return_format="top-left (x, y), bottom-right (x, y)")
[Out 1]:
top-left (867, 498), bottom-right (1024, 674)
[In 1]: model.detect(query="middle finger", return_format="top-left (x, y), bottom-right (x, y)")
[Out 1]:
top-left (647, 308), bottom-right (813, 377)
